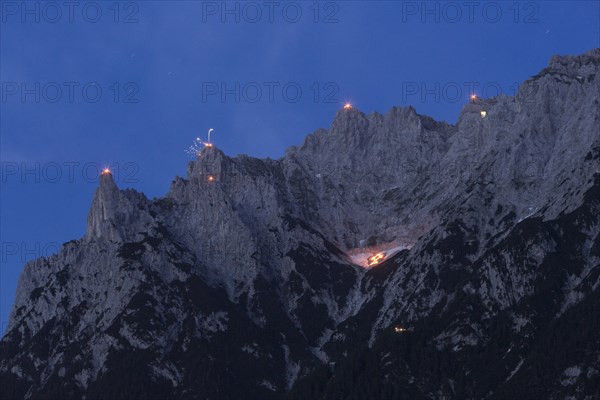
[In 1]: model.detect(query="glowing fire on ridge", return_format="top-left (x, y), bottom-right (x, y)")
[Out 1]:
top-left (367, 252), bottom-right (385, 266)
top-left (101, 168), bottom-right (111, 175)
top-left (347, 242), bottom-right (414, 268)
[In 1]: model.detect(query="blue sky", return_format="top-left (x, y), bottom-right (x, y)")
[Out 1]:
top-left (1, 1), bottom-right (599, 332)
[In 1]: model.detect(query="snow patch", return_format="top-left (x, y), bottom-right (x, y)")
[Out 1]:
top-left (151, 362), bottom-right (182, 387)
top-left (201, 311), bottom-right (228, 333)
top-left (561, 366), bottom-right (582, 386)
top-left (194, 311), bottom-right (229, 338)
top-left (241, 343), bottom-right (259, 357)
top-left (260, 380), bottom-right (277, 391)
top-left (512, 314), bottom-right (530, 332)
top-left (506, 359), bottom-right (523, 381)
top-left (282, 344), bottom-right (300, 390)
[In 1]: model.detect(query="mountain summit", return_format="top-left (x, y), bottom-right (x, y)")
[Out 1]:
top-left (1, 49), bottom-right (599, 400)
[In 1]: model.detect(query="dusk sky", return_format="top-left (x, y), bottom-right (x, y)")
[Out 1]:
top-left (1, 1), bottom-right (599, 331)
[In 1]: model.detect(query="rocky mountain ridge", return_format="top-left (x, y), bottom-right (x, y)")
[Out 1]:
top-left (1, 49), bottom-right (599, 399)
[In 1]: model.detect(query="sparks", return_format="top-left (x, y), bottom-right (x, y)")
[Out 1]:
top-left (186, 130), bottom-right (215, 157)
top-left (394, 326), bottom-right (408, 333)
top-left (367, 252), bottom-right (385, 266)
top-left (186, 137), bottom-right (204, 157)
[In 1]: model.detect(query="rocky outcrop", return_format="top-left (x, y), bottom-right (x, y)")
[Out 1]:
top-left (1, 49), bottom-right (599, 400)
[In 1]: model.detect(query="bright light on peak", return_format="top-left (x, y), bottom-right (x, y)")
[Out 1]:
top-left (101, 168), bottom-right (111, 175)
top-left (343, 103), bottom-right (352, 109)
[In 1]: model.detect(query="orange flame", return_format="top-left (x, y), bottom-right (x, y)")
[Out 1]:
top-left (207, 175), bottom-right (215, 182)
top-left (343, 103), bottom-right (352, 109)
top-left (101, 168), bottom-right (111, 175)
top-left (367, 252), bottom-right (385, 266)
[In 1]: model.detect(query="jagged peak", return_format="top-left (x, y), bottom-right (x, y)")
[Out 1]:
top-left (330, 105), bottom-right (370, 134)
top-left (98, 168), bottom-right (118, 190)
top-left (456, 96), bottom-right (502, 127)
top-left (530, 48), bottom-right (600, 82)
top-left (86, 170), bottom-right (151, 242)
top-left (187, 145), bottom-right (230, 181)
top-left (384, 105), bottom-right (419, 119)
top-left (548, 48), bottom-right (600, 68)
top-left (86, 171), bottom-right (121, 239)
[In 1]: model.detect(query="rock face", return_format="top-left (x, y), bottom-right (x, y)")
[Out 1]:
top-left (1, 49), bottom-right (599, 400)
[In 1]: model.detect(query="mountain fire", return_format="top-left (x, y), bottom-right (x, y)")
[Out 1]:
top-left (367, 252), bottom-right (385, 266)
top-left (347, 242), bottom-right (413, 268)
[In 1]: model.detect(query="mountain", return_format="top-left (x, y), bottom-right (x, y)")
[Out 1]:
top-left (1, 49), bottom-right (599, 400)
